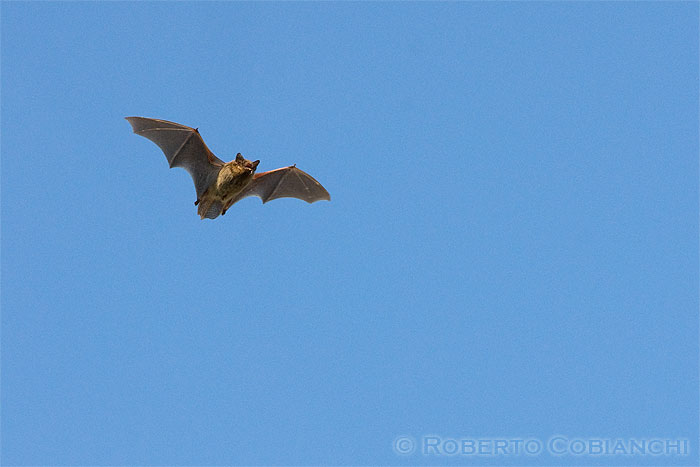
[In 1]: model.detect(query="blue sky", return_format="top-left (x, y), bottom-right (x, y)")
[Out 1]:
top-left (1, 2), bottom-right (698, 466)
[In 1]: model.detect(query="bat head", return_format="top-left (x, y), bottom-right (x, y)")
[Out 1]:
top-left (235, 153), bottom-right (260, 173)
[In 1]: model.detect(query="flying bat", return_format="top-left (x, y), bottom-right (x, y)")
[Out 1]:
top-left (125, 117), bottom-right (330, 219)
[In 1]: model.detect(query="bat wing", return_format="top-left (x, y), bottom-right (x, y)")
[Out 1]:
top-left (125, 117), bottom-right (224, 198)
top-left (229, 166), bottom-right (330, 206)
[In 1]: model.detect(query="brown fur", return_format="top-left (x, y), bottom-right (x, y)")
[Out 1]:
top-left (197, 159), bottom-right (255, 219)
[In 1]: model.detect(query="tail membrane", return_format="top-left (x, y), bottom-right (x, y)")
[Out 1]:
top-left (198, 200), bottom-right (223, 220)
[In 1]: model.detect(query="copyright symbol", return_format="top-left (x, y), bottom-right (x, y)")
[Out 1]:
top-left (393, 436), bottom-right (415, 455)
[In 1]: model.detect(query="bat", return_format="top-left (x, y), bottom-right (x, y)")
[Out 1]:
top-left (125, 117), bottom-right (330, 219)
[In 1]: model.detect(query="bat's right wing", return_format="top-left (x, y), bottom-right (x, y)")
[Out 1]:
top-left (229, 166), bottom-right (331, 207)
top-left (125, 117), bottom-right (224, 198)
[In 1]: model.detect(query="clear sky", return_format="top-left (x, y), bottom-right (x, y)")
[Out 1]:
top-left (1, 2), bottom-right (698, 466)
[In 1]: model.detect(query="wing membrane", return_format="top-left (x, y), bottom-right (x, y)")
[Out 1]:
top-left (125, 117), bottom-right (224, 198)
top-left (229, 166), bottom-right (330, 206)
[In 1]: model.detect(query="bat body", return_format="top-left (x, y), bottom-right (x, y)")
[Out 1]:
top-left (125, 117), bottom-right (330, 219)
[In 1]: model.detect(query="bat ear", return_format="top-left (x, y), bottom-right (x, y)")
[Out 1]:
top-left (252, 160), bottom-right (260, 170)
top-left (235, 153), bottom-right (244, 162)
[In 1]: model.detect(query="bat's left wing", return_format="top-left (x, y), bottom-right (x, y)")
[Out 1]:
top-left (228, 166), bottom-right (330, 207)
